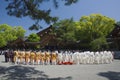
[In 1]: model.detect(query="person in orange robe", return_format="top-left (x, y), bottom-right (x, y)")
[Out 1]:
top-left (25, 51), bottom-right (30, 65)
top-left (30, 51), bottom-right (36, 65)
top-left (51, 51), bottom-right (57, 65)
top-left (22, 51), bottom-right (26, 64)
top-left (13, 50), bottom-right (19, 64)
top-left (18, 51), bottom-right (23, 64)
top-left (35, 52), bottom-right (40, 65)
top-left (40, 52), bottom-right (45, 65)
top-left (45, 51), bottom-right (51, 65)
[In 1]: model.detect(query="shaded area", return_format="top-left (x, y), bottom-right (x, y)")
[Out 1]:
top-left (0, 66), bottom-right (72, 80)
top-left (113, 51), bottom-right (120, 59)
top-left (98, 71), bottom-right (120, 80)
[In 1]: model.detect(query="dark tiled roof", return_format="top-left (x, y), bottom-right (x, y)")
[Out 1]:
top-left (37, 25), bottom-right (53, 36)
top-left (110, 24), bottom-right (120, 38)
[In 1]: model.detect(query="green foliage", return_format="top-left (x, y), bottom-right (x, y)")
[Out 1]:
top-left (90, 37), bottom-right (108, 51)
top-left (12, 26), bottom-right (26, 38)
top-left (5, 0), bottom-right (78, 30)
top-left (36, 45), bottom-right (40, 49)
top-left (27, 33), bottom-right (40, 49)
top-left (0, 35), bottom-right (7, 47)
top-left (0, 24), bottom-right (26, 47)
top-left (28, 33), bottom-right (40, 42)
top-left (53, 14), bottom-right (115, 50)
top-left (53, 18), bottom-right (77, 45)
top-left (75, 14), bottom-right (115, 50)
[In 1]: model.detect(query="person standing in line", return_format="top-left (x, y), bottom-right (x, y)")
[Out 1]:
top-left (4, 50), bottom-right (9, 62)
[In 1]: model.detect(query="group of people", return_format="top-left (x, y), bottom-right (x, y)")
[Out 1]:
top-left (3, 50), bottom-right (114, 65)
top-left (4, 50), bottom-right (57, 65)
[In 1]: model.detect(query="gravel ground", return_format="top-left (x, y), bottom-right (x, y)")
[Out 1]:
top-left (0, 55), bottom-right (120, 80)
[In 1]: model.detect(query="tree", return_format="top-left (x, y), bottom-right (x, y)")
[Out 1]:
top-left (90, 37), bottom-right (108, 51)
top-left (28, 33), bottom-right (40, 42)
top-left (27, 33), bottom-right (40, 49)
top-left (53, 18), bottom-right (77, 48)
top-left (75, 14), bottom-right (115, 50)
top-left (0, 35), bottom-right (7, 47)
top-left (0, 24), bottom-right (26, 47)
top-left (52, 14), bottom-right (115, 50)
top-left (5, 0), bottom-right (78, 30)
top-left (12, 26), bottom-right (26, 38)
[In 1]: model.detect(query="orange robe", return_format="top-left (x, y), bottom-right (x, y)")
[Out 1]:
top-left (25, 52), bottom-right (30, 64)
top-left (45, 52), bottom-right (50, 61)
top-left (19, 52), bottom-right (23, 63)
top-left (40, 53), bottom-right (45, 64)
top-left (52, 53), bottom-right (57, 61)
top-left (30, 52), bottom-right (36, 64)
top-left (13, 51), bottom-right (18, 63)
top-left (35, 52), bottom-right (40, 64)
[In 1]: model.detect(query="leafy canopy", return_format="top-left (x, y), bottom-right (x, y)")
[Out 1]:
top-left (0, 24), bottom-right (26, 47)
top-left (28, 33), bottom-right (40, 42)
top-left (75, 14), bottom-right (115, 50)
top-left (53, 18), bottom-right (77, 45)
top-left (53, 14), bottom-right (115, 50)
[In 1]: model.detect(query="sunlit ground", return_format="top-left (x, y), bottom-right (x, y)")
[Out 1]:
top-left (0, 55), bottom-right (120, 80)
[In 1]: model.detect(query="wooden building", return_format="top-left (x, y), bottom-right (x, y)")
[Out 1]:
top-left (8, 25), bottom-right (58, 50)
top-left (37, 25), bottom-right (58, 49)
top-left (107, 24), bottom-right (120, 50)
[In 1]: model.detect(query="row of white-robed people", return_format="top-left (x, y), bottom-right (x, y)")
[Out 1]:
top-left (4, 50), bottom-right (114, 65)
